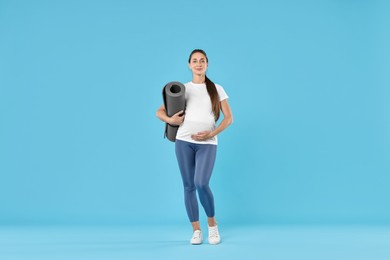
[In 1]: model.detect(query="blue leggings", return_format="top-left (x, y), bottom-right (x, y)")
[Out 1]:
top-left (175, 139), bottom-right (217, 222)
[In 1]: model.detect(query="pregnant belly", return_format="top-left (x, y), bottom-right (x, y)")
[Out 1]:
top-left (178, 119), bottom-right (215, 136)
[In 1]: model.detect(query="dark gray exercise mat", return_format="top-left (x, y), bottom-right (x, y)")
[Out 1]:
top-left (162, 81), bottom-right (186, 142)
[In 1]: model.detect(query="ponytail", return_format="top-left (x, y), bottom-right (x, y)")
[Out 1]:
top-left (205, 75), bottom-right (221, 121)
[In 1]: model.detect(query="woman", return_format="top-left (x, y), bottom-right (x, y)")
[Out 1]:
top-left (156, 49), bottom-right (233, 245)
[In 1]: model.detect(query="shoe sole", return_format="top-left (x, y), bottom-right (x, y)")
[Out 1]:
top-left (208, 240), bottom-right (221, 245)
top-left (191, 241), bottom-right (203, 245)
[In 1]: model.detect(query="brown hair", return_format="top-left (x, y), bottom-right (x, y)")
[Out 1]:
top-left (188, 49), bottom-right (220, 121)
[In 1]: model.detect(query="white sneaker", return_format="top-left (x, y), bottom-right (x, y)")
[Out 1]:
top-left (208, 225), bottom-right (221, 245)
top-left (190, 230), bottom-right (202, 245)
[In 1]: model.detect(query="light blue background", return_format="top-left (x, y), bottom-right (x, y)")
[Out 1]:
top-left (0, 0), bottom-right (389, 226)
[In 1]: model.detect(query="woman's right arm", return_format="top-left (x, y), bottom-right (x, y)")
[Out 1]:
top-left (156, 104), bottom-right (185, 125)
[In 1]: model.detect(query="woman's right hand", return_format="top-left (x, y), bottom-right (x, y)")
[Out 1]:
top-left (168, 110), bottom-right (185, 126)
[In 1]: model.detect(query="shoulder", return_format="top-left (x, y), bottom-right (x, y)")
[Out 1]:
top-left (184, 82), bottom-right (193, 87)
top-left (215, 83), bottom-right (227, 94)
top-left (214, 83), bottom-right (229, 100)
top-left (215, 83), bottom-right (224, 90)
top-left (183, 82), bottom-right (193, 93)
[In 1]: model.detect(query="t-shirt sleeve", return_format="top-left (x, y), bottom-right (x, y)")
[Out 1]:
top-left (216, 84), bottom-right (229, 102)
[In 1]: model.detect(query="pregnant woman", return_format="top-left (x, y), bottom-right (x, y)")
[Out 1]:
top-left (156, 49), bottom-right (233, 245)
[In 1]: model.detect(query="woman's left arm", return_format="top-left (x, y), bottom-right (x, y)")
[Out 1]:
top-left (191, 99), bottom-right (233, 141)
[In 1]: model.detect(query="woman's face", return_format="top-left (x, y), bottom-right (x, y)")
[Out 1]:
top-left (188, 52), bottom-right (208, 76)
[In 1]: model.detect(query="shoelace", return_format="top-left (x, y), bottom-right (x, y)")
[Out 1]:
top-left (209, 227), bottom-right (219, 238)
top-left (193, 231), bottom-right (201, 239)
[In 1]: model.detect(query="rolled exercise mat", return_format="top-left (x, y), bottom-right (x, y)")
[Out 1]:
top-left (162, 81), bottom-right (186, 142)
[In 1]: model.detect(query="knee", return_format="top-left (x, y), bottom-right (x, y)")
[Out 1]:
top-left (195, 181), bottom-right (209, 191)
top-left (184, 184), bottom-right (196, 193)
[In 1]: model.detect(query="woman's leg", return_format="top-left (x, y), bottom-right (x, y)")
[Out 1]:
top-left (194, 144), bottom-right (217, 220)
top-left (175, 140), bottom-right (199, 224)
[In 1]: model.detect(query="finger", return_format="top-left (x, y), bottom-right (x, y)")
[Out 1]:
top-left (191, 135), bottom-right (200, 140)
top-left (174, 110), bottom-right (184, 116)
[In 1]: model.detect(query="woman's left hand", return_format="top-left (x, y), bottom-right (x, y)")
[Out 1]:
top-left (191, 131), bottom-right (213, 141)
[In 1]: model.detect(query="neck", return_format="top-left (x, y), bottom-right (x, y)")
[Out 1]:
top-left (192, 74), bottom-right (206, 84)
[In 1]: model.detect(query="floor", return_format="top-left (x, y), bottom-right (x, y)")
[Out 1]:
top-left (1, 224), bottom-right (389, 260)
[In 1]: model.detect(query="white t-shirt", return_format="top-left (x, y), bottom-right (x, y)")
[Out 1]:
top-left (176, 81), bottom-right (229, 145)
